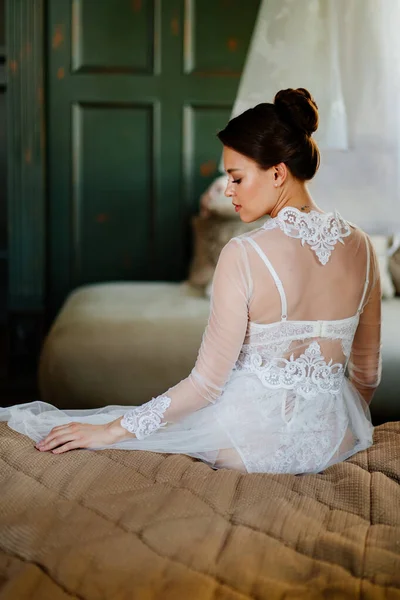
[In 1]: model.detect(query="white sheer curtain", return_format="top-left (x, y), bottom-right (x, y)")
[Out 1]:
top-left (219, 0), bottom-right (400, 234)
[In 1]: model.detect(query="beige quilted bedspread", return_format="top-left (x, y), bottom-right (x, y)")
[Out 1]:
top-left (0, 420), bottom-right (400, 599)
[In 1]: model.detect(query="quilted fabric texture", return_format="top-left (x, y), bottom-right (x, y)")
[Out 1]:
top-left (0, 420), bottom-right (400, 599)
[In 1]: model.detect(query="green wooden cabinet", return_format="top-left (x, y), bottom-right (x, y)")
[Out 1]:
top-left (8, 0), bottom-right (261, 322)
top-left (46, 0), bottom-right (260, 315)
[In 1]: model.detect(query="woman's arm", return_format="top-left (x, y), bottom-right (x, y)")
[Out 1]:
top-left (37, 243), bottom-right (251, 452)
top-left (115, 238), bottom-right (251, 439)
top-left (348, 237), bottom-right (382, 405)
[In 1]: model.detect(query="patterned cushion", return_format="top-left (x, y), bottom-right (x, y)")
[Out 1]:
top-left (389, 236), bottom-right (400, 296)
top-left (370, 235), bottom-right (396, 299)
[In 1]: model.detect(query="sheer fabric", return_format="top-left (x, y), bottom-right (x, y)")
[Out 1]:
top-left (220, 0), bottom-right (400, 233)
top-left (226, 0), bottom-right (350, 151)
top-left (0, 208), bottom-right (381, 474)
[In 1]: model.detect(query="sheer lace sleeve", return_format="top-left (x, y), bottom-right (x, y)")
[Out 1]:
top-left (120, 238), bottom-right (251, 439)
top-left (348, 236), bottom-right (382, 405)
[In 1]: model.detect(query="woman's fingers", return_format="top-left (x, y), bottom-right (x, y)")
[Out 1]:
top-left (50, 424), bottom-right (74, 432)
top-left (36, 431), bottom-right (82, 452)
top-left (35, 422), bottom-right (117, 454)
top-left (51, 441), bottom-right (80, 454)
top-left (36, 423), bottom-right (76, 448)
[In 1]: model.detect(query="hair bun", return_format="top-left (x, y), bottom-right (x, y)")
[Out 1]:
top-left (274, 88), bottom-right (319, 136)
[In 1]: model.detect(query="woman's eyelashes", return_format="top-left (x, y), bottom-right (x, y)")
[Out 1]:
top-left (232, 178), bottom-right (242, 184)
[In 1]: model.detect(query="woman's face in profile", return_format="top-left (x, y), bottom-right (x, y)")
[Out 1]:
top-left (222, 146), bottom-right (278, 222)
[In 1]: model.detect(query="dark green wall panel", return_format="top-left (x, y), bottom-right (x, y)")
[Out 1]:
top-left (185, 0), bottom-right (260, 74)
top-left (183, 104), bottom-right (231, 215)
top-left (72, 102), bottom-right (154, 283)
top-left (0, 0), bottom-right (6, 327)
top-left (0, 89), bottom-right (6, 250)
top-left (7, 0), bottom-right (46, 311)
top-left (0, 0), bottom-right (4, 49)
top-left (72, 0), bottom-right (158, 74)
top-left (47, 0), bottom-right (261, 315)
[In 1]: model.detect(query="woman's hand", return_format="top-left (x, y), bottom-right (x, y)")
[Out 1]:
top-left (35, 417), bottom-right (136, 454)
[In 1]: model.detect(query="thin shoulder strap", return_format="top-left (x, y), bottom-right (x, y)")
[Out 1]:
top-left (357, 232), bottom-right (371, 314)
top-left (246, 237), bottom-right (288, 321)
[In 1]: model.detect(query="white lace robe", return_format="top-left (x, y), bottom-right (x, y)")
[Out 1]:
top-left (0, 208), bottom-right (381, 474)
top-left (119, 208), bottom-right (381, 472)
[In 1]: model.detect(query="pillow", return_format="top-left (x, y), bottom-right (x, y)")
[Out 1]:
top-left (193, 178), bottom-right (397, 300)
top-left (369, 235), bottom-right (396, 299)
top-left (389, 234), bottom-right (400, 296)
top-left (189, 175), bottom-right (268, 296)
top-left (187, 213), bottom-right (267, 297)
top-left (199, 175), bottom-right (236, 219)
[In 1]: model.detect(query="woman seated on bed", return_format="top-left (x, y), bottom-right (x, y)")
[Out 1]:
top-left (1, 88), bottom-right (381, 474)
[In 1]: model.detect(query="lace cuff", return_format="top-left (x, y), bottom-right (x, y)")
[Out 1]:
top-left (120, 395), bottom-right (172, 440)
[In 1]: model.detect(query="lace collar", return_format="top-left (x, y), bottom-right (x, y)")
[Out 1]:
top-left (264, 207), bottom-right (351, 265)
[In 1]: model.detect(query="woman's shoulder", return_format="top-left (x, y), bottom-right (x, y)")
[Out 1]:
top-left (332, 211), bottom-right (374, 246)
top-left (218, 236), bottom-right (247, 261)
top-left (342, 217), bottom-right (373, 245)
top-left (217, 228), bottom-right (263, 267)
top-left (334, 211), bottom-right (367, 235)
top-left (231, 218), bottom-right (274, 244)
top-left (220, 228), bottom-right (267, 258)
top-left (341, 215), bottom-right (361, 233)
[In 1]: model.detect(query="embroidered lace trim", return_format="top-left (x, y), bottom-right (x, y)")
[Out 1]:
top-left (120, 395), bottom-right (171, 440)
top-left (324, 318), bottom-right (360, 357)
top-left (264, 208), bottom-right (352, 265)
top-left (241, 316), bottom-right (359, 359)
top-left (236, 341), bottom-right (345, 399)
top-left (240, 408), bottom-right (349, 474)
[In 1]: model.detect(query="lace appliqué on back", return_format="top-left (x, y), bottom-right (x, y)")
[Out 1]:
top-left (238, 341), bottom-right (344, 399)
top-left (121, 395), bottom-right (171, 440)
top-left (325, 318), bottom-right (360, 357)
top-left (270, 208), bottom-right (351, 265)
top-left (237, 321), bottom-right (314, 364)
top-left (239, 316), bottom-right (359, 362)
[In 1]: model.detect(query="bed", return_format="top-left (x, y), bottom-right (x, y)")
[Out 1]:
top-left (0, 419), bottom-right (399, 598)
top-left (38, 284), bottom-right (400, 427)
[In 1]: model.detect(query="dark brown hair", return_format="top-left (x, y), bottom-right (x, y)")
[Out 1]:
top-left (217, 88), bottom-right (320, 181)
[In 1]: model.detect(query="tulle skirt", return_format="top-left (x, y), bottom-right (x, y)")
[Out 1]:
top-left (0, 372), bottom-right (374, 474)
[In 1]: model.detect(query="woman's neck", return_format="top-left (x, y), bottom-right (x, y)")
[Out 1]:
top-left (269, 183), bottom-right (321, 218)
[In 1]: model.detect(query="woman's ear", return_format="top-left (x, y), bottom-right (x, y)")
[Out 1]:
top-left (274, 162), bottom-right (287, 186)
